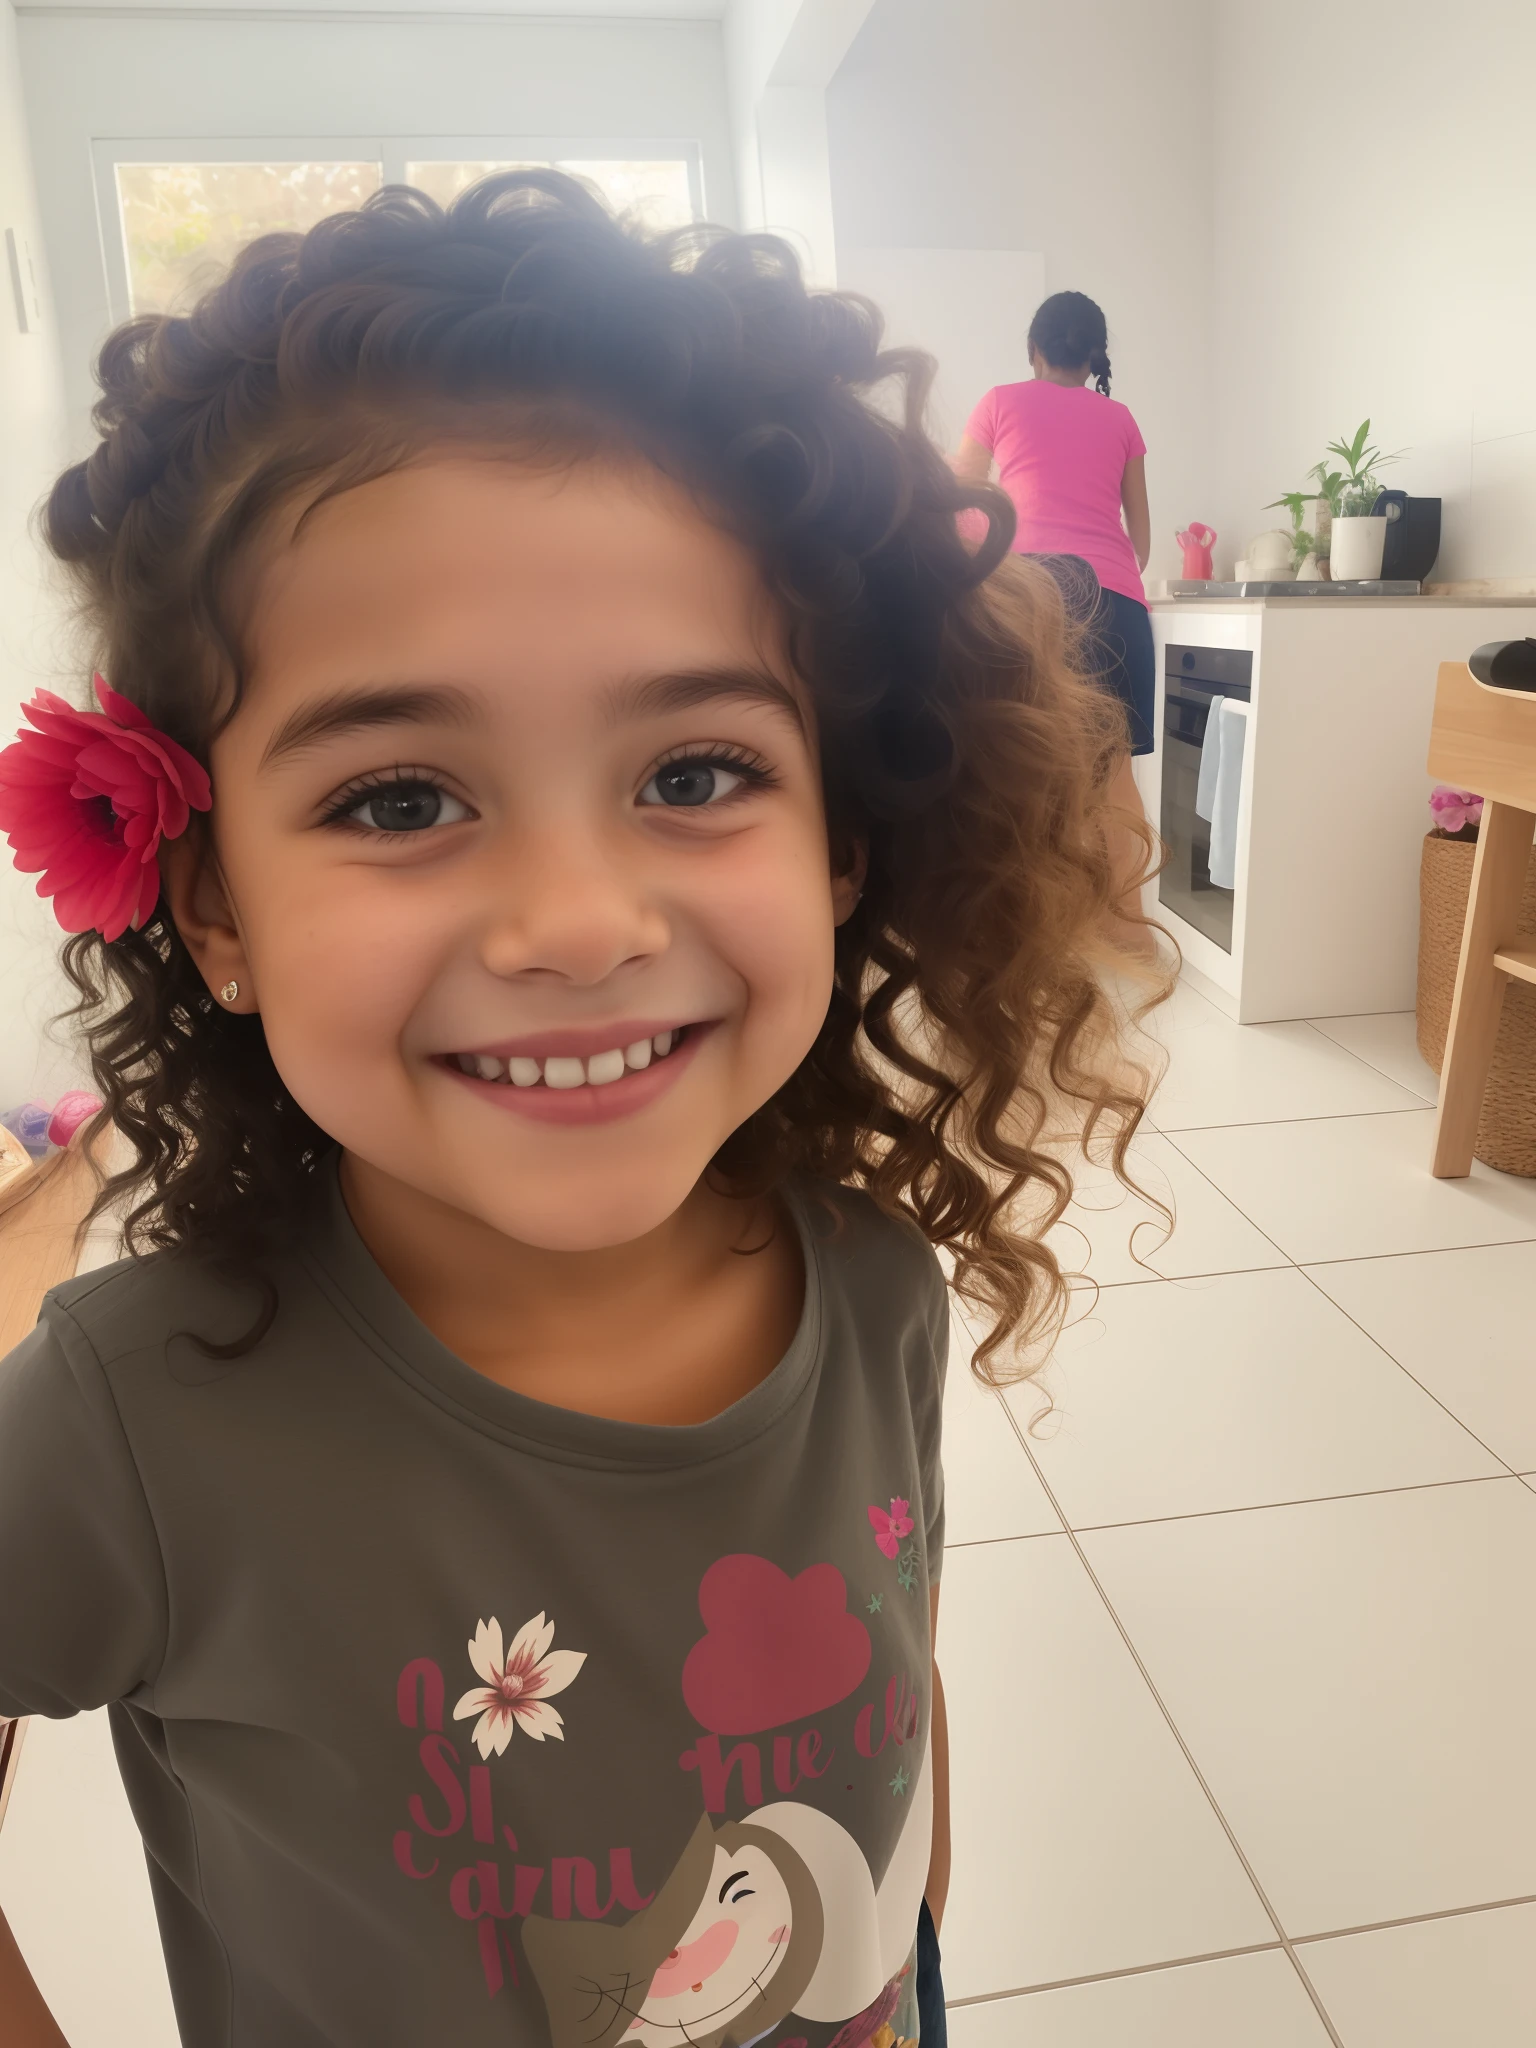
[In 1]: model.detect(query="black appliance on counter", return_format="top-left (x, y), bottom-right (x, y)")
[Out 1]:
top-left (1160, 642), bottom-right (1254, 953)
top-left (1375, 491), bottom-right (1441, 582)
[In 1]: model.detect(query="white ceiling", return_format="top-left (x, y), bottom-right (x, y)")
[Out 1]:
top-left (18, 0), bottom-right (726, 14)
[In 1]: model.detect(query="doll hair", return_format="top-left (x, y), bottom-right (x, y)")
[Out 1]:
top-left (43, 172), bottom-right (1164, 1383)
top-left (1027, 291), bottom-right (1112, 397)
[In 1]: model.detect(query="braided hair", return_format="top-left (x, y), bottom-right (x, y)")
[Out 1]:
top-left (1027, 290), bottom-right (1113, 396)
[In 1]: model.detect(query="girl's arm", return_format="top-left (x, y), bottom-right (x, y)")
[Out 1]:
top-left (1121, 455), bottom-right (1151, 572)
top-left (0, 1908), bottom-right (70, 2046)
top-left (951, 435), bottom-right (993, 483)
top-left (926, 1583), bottom-right (950, 1932)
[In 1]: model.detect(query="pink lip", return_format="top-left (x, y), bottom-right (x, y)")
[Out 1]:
top-left (439, 1023), bottom-right (710, 1126)
top-left (449, 1020), bottom-right (695, 1062)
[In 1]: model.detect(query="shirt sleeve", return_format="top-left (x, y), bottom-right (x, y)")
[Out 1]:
top-left (0, 1304), bottom-right (168, 1718)
top-left (963, 386), bottom-right (999, 452)
top-left (1125, 406), bottom-right (1147, 460)
top-left (911, 1252), bottom-right (949, 1582)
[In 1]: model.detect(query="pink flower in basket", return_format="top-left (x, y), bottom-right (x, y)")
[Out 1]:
top-left (1428, 785), bottom-right (1483, 837)
top-left (0, 676), bottom-right (211, 942)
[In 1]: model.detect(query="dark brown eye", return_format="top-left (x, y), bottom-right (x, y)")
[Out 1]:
top-left (640, 762), bottom-right (745, 809)
top-left (343, 781), bottom-right (470, 832)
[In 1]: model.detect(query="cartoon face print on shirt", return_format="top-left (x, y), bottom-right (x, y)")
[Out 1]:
top-left (522, 1814), bottom-right (823, 2048)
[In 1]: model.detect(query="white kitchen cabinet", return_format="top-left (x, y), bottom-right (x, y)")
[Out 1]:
top-left (1144, 598), bottom-right (1536, 1022)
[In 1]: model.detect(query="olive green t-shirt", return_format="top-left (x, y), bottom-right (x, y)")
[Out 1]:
top-left (0, 1163), bottom-right (946, 2048)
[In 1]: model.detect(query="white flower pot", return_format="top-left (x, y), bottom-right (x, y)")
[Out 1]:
top-left (1330, 514), bottom-right (1387, 581)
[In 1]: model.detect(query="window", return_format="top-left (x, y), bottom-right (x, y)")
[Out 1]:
top-left (405, 158), bottom-right (694, 234)
top-left (115, 161), bottom-right (383, 316)
top-left (97, 140), bottom-right (705, 322)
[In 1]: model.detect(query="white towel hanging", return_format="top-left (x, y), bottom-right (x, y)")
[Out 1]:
top-left (1207, 697), bottom-right (1249, 891)
top-left (1195, 697), bottom-right (1224, 822)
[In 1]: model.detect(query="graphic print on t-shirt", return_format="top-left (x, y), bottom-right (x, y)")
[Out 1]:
top-left (389, 1509), bottom-right (929, 2048)
top-left (523, 1810), bottom-right (821, 2046)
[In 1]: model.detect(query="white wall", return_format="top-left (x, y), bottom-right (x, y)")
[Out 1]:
top-left (825, 0), bottom-right (1217, 586)
top-left (17, 9), bottom-right (736, 447)
top-left (1211, 0), bottom-right (1536, 582)
top-left (723, 0), bottom-right (875, 283)
top-left (0, 0), bottom-right (79, 1110)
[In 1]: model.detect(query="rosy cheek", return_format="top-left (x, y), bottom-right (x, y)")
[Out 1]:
top-left (645, 1918), bottom-right (740, 1999)
top-left (769, 1924), bottom-right (790, 1945)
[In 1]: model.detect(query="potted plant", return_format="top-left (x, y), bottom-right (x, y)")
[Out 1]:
top-left (1416, 784), bottom-right (1536, 1176)
top-left (1324, 419), bottom-right (1402, 580)
top-left (1266, 489), bottom-right (1321, 580)
top-left (1305, 460), bottom-right (1346, 571)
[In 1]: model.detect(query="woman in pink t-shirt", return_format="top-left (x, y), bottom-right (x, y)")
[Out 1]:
top-left (955, 291), bottom-right (1154, 944)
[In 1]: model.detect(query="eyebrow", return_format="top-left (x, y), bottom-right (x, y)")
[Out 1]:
top-left (258, 662), bottom-right (805, 772)
top-left (600, 665), bottom-right (805, 732)
top-left (259, 683), bottom-right (479, 770)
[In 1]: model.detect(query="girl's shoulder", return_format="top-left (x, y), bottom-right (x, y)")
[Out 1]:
top-left (792, 1178), bottom-right (948, 1339)
top-left (36, 1243), bottom-right (292, 1382)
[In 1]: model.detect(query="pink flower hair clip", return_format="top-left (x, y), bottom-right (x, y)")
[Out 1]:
top-left (0, 674), bottom-right (211, 942)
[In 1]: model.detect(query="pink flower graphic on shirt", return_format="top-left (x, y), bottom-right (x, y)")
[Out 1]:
top-left (451, 1613), bottom-right (586, 1758)
top-left (868, 1497), bottom-right (914, 1560)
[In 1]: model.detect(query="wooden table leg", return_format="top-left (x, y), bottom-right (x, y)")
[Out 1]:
top-left (1431, 799), bottom-right (1536, 1177)
top-left (0, 1716), bottom-right (28, 1831)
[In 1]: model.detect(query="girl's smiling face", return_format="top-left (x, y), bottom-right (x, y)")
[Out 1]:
top-left (173, 454), bottom-right (856, 1251)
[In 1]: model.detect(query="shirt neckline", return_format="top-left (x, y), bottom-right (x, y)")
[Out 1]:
top-left (296, 1154), bottom-right (826, 1472)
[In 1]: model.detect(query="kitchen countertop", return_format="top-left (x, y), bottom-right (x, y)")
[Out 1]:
top-left (1149, 593), bottom-right (1536, 610)
top-left (1148, 578), bottom-right (1536, 609)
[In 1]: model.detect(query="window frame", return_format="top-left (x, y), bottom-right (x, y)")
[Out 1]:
top-left (91, 133), bottom-right (707, 324)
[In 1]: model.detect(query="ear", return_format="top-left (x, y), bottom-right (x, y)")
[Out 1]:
top-left (160, 827), bottom-right (258, 1013)
top-left (830, 838), bottom-right (868, 926)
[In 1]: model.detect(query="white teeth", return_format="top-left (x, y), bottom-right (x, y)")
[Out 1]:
top-left (456, 1031), bottom-right (684, 1087)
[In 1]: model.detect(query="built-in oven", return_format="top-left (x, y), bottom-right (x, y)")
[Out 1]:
top-left (1159, 642), bottom-right (1254, 953)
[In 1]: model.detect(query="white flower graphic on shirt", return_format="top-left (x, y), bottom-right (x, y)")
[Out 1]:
top-left (452, 1613), bottom-right (587, 1758)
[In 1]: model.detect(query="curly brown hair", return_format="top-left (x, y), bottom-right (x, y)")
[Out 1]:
top-left (40, 171), bottom-right (1165, 1382)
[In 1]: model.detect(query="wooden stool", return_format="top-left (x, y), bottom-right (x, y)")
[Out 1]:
top-left (1427, 659), bottom-right (1536, 1177)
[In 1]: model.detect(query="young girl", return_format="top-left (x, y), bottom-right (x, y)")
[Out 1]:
top-left (0, 175), bottom-right (1155, 2048)
top-left (954, 293), bottom-right (1154, 943)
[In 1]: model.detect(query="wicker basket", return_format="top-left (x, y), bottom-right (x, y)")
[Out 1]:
top-left (1416, 833), bottom-right (1536, 1175)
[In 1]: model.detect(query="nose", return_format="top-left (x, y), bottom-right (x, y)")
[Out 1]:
top-left (475, 818), bottom-right (671, 987)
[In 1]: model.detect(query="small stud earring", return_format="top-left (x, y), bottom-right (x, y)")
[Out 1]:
top-left (220, 980), bottom-right (239, 1004)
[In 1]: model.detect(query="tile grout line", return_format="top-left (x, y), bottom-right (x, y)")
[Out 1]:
top-left (990, 1393), bottom-right (1350, 2048)
top-left (1044, 1470), bottom-right (1524, 1539)
top-left (1132, 1121), bottom-right (1297, 1263)
top-left (1153, 1122), bottom-right (1536, 1269)
top-left (1299, 1235), bottom-right (1536, 1271)
top-left (1066, 1232), bottom-right (1536, 1291)
top-left (1153, 1103), bottom-right (1433, 1137)
top-left (1291, 1264), bottom-right (1528, 1482)
top-left (1299, 1017), bottom-right (1438, 1105)
top-left (944, 1937), bottom-right (1285, 2008)
top-left (944, 1889), bottom-right (1536, 2012)
top-left (1289, 1888), bottom-right (1536, 1947)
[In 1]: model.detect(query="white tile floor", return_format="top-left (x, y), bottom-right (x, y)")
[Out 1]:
top-left (3, 977), bottom-right (1535, 2046)
top-left (943, 978), bottom-right (1536, 2045)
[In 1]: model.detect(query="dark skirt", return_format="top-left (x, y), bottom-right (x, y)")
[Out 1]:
top-left (1023, 553), bottom-right (1156, 757)
top-left (916, 1896), bottom-right (947, 2045)
top-left (1086, 585), bottom-right (1156, 757)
